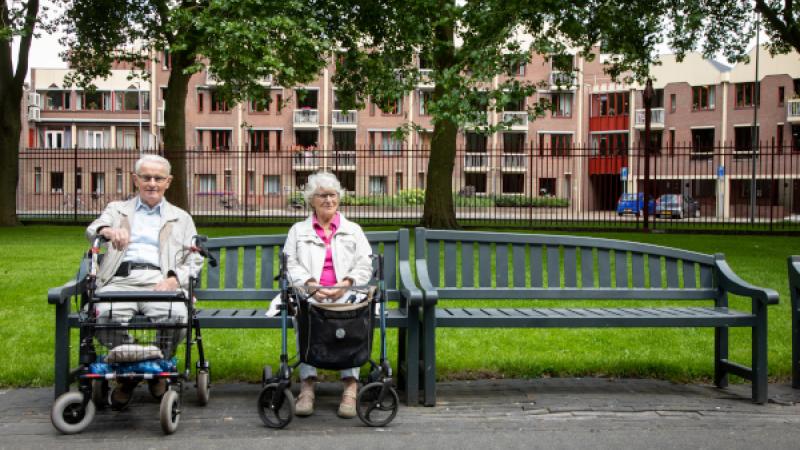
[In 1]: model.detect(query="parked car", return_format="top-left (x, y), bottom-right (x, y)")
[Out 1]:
top-left (616, 192), bottom-right (655, 216)
top-left (655, 194), bottom-right (700, 219)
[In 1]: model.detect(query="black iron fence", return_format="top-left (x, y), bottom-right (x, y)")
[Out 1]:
top-left (16, 144), bottom-right (800, 232)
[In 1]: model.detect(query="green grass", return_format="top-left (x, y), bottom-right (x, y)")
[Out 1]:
top-left (0, 224), bottom-right (795, 387)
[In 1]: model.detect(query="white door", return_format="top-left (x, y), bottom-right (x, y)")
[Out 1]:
top-left (45, 130), bottom-right (64, 149)
top-left (89, 131), bottom-right (104, 149)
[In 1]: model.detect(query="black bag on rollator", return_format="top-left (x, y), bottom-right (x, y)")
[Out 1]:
top-left (296, 290), bottom-right (374, 370)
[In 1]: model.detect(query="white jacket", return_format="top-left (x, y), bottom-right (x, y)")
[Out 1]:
top-left (284, 213), bottom-right (373, 287)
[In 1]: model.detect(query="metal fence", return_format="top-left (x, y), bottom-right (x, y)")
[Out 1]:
top-left (16, 144), bottom-right (800, 232)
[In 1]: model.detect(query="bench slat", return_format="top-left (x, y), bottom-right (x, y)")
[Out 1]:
top-left (384, 243), bottom-right (397, 289)
top-left (434, 287), bottom-right (719, 300)
top-left (428, 241), bottom-right (440, 287)
top-left (615, 250), bottom-right (628, 288)
top-left (261, 245), bottom-right (276, 290)
top-left (699, 265), bottom-right (713, 288)
top-left (207, 249), bottom-right (221, 288)
top-left (631, 253), bottom-right (645, 288)
top-left (666, 257), bottom-right (680, 287)
top-left (581, 248), bottom-right (594, 288)
top-left (512, 244), bottom-right (526, 288)
top-left (547, 246), bottom-right (560, 288)
top-left (496, 244), bottom-right (509, 287)
top-left (649, 255), bottom-right (662, 289)
top-left (225, 247), bottom-right (239, 289)
top-left (445, 242), bottom-right (457, 286)
top-left (243, 246), bottom-right (256, 289)
top-left (683, 261), bottom-right (696, 288)
top-left (531, 246), bottom-right (543, 287)
top-left (564, 247), bottom-right (577, 288)
top-left (462, 243), bottom-right (474, 288)
top-left (598, 249), bottom-right (611, 287)
top-left (479, 243), bottom-right (491, 287)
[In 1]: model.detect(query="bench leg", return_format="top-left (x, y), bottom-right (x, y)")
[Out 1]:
top-left (714, 326), bottom-right (729, 388)
top-left (752, 306), bottom-right (768, 404)
top-left (422, 304), bottom-right (436, 406)
top-left (792, 286), bottom-right (799, 388)
top-left (403, 307), bottom-right (420, 406)
top-left (54, 302), bottom-right (70, 398)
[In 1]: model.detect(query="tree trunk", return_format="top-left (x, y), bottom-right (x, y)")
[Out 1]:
top-left (0, 0), bottom-right (38, 226)
top-left (422, 9), bottom-right (459, 229)
top-left (162, 49), bottom-right (193, 211)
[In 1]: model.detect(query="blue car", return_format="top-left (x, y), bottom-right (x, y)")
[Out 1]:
top-left (616, 192), bottom-right (655, 216)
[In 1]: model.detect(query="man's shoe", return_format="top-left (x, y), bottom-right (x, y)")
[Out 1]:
top-left (148, 378), bottom-right (167, 399)
top-left (337, 391), bottom-right (357, 419)
top-left (110, 382), bottom-right (136, 411)
top-left (295, 391), bottom-right (315, 416)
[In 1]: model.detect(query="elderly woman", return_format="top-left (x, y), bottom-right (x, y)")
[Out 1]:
top-left (283, 171), bottom-right (372, 419)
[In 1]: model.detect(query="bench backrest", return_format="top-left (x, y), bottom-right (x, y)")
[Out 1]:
top-left (196, 229), bottom-right (410, 303)
top-left (790, 256), bottom-right (800, 308)
top-left (415, 228), bottom-right (719, 301)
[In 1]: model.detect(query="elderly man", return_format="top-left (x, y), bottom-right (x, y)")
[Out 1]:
top-left (86, 154), bottom-right (202, 409)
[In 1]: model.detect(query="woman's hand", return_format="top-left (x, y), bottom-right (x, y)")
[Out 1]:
top-left (310, 279), bottom-right (353, 301)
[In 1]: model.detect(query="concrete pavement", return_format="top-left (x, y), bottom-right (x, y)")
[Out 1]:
top-left (2, 378), bottom-right (800, 449)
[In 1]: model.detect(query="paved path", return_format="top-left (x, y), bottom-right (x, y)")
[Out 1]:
top-left (2, 378), bottom-right (800, 449)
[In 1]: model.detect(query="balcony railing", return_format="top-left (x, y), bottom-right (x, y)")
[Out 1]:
top-left (634, 108), bottom-right (665, 128)
top-left (332, 151), bottom-right (356, 168)
top-left (206, 70), bottom-right (219, 85)
top-left (501, 153), bottom-right (526, 170)
top-left (464, 112), bottom-right (489, 129)
top-left (293, 109), bottom-right (319, 127)
top-left (502, 111), bottom-right (528, 130)
top-left (549, 71), bottom-right (576, 89)
top-left (787, 99), bottom-right (800, 122)
top-left (27, 106), bottom-right (40, 121)
top-left (418, 68), bottom-right (434, 87)
top-left (292, 151), bottom-right (320, 170)
top-left (332, 110), bottom-right (357, 126)
top-left (464, 152), bottom-right (489, 170)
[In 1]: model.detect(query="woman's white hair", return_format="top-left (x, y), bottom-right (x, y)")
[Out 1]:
top-left (303, 171), bottom-right (344, 204)
top-left (134, 154), bottom-right (172, 175)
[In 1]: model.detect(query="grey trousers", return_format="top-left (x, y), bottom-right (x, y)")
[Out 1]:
top-left (94, 269), bottom-right (187, 358)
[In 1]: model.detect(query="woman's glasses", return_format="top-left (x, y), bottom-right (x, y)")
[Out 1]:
top-left (314, 193), bottom-right (339, 200)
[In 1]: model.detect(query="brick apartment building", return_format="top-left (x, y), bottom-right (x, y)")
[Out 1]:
top-left (18, 45), bottom-right (800, 218)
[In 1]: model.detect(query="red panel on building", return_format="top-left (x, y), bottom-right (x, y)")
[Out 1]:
top-left (589, 115), bottom-right (629, 132)
top-left (588, 156), bottom-right (627, 175)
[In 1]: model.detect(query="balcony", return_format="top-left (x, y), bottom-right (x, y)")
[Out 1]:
top-left (332, 110), bottom-right (357, 127)
top-left (156, 107), bottom-right (164, 126)
top-left (501, 153), bottom-right (526, 171)
top-left (332, 151), bottom-right (356, 170)
top-left (293, 109), bottom-right (319, 128)
top-left (27, 92), bottom-right (41, 108)
top-left (549, 71), bottom-right (576, 90)
top-left (501, 111), bottom-right (528, 131)
top-left (589, 115), bottom-right (629, 132)
top-left (787, 99), bottom-right (800, 123)
top-left (418, 68), bottom-right (434, 87)
top-left (27, 106), bottom-right (40, 122)
top-left (463, 112), bottom-right (489, 129)
top-left (588, 155), bottom-right (627, 176)
top-left (292, 151), bottom-right (320, 170)
top-left (463, 152), bottom-right (489, 172)
top-left (634, 108), bottom-right (665, 129)
top-left (205, 69), bottom-right (219, 85)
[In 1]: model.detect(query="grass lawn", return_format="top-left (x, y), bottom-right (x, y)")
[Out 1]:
top-left (0, 224), bottom-right (795, 388)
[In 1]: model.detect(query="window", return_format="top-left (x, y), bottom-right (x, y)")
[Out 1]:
top-left (550, 134), bottom-right (572, 156)
top-left (161, 49), bottom-right (171, 69)
top-left (504, 98), bottom-right (525, 112)
top-left (295, 130), bottom-right (318, 148)
top-left (249, 94), bottom-right (271, 113)
top-left (591, 93), bottom-right (628, 117)
top-left (417, 172), bottom-right (425, 189)
top-left (246, 171), bottom-right (255, 195)
top-left (45, 130), bottom-right (65, 149)
top-left (210, 130), bottom-right (231, 151)
top-left (692, 85), bottom-right (715, 111)
top-left (369, 176), bottom-right (387, 195)
top-left (734, 126), bottom-right (757, 153)
top-left (779, 86), bottom-right (785, 106)
top-left (552, 93), bottom-right (572, 117)
top-left (551, 54), bottom-right (574, 72)
top-left (117, 128), bottom-right (137, 149)
top-left (419, 90), bottom-right (433, 115)
top-left (296, 89), bottom-right (318, 109)
top-left (275, 93), bottom-right (283, 114)
top-left (79, 91), bottom-right (111, 111)
top-left (369, 131), bottom-right (402, 154)
top-left (380, 97), bottom-right (403, 115)
top-left (196, 130), bottom-right (205, 148)
top-left (650, 89), bottom-right (664, 108)
top-left (691, 128), bottom-right (715, 154)
top-left (669, 129), bottom-right (676, 154)
top-left (670, 93), bottom-right (676, 113)
top-left (640, 130), bottom-right (662, 155)
top-left (395, 171), bottom-right (403, 192)
top-left (464, 173), bottom-right (487, 194)
top-left (75, 168), bottom-right (83, 193)
top-left (250, 130), bottom-right (276, 153)
top-left (778, 124), bottom-right (784, 153)
top-left (43, 90), bottom-right (71, 111)
top-left (198, 91), bottom-right (204, 112)
top-left (465, 132), bottom-right (487, 152)
top-left (34, 167), bottom-right (42, 194)
top-left (210, 90), bottom-right (229, 112)
top-left (198, 174), bottom-right (216, 193)
top-left (223, 170), bottom-right (233, 193)
top-left (114, 90), bottom-right (148, 111)
top-left (115, 168), bottom-right (123, 194)
top-left (735, 82), bottom-right (759, 108)
top-left (502, 174), bottom-right (525, 194)
top-left (50, 172), bottom-right (64, 193)
top-left (333, 131), bottom-right (356, 151)
top-left (91, 172), bottom-right (105, 195)
top-left (591, 133), bottom-right (628, 156)
top-left (264, 175), bottom-right (281, 195)
top-left (538, 178), bottom-right (556, 196)
top-left (502, 133), bottom-right (525, 152)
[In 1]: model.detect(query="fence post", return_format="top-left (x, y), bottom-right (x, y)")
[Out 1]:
top-left (244, 148), bottom-right (249, 221)
top-left (73, 146), bottom-right (78, 223)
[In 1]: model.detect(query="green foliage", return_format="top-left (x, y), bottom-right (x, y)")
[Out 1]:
top-left (396, 188), bottom-right (425, 205)
top-left (493, 195), bottom-right (569, 208)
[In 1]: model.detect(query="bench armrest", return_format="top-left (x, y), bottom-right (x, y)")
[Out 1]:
top-left (48, 280), bottom-right (80, 305)
top-left (714, 254), bottom-right (779, 305)
top-left (398, 260), bottom-right (424, 307)
top-left (415, 259), bottom-right (439, 306)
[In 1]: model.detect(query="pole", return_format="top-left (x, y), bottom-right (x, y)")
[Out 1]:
top-left (750, 13), bottom-right (760, 223)
top-left (138, 82), bottom-right (143, 155)
top-left (643, 79), bottom-right (654, 231)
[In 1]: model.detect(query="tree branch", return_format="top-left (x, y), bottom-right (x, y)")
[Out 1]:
top-left (14, 0), bottom-right (40, 87)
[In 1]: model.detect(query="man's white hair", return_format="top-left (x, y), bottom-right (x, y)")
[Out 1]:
top-left (134, 154), bottom-right (172, 175)
top-left (303, 171), bottom-right (344, 204)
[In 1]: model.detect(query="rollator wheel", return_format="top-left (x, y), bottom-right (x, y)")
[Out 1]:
top-left (91, 379), bottom-right (109, 409)
top-left (257, 383), bottom-right (294, 429)
top-left (159, 389), bottom-right (181, 435)
top-left (261, 366), bottom-right (273, 387)
top-left (356, 382), bottom-right (399, 427)
top-left (51, 391), bottom-right (96, 434)
top-left (196, 370), bottom-right (210, 406)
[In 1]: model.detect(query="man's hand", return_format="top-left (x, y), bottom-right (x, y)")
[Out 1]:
top-left (100, 227), bottom-right (130, 251)
top-left (154, 276), bottom-right (179, 291)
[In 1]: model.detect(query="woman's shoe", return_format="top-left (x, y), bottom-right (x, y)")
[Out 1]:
top-left (295, 391), bottom-right (315, 416)
top-left (337, 391), bottom-right (357, 419)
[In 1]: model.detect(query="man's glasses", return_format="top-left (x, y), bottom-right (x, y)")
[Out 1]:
top-left (136, 174), bottom-right (169, 183)
top-left (313, 193), bottom-right (339, 200)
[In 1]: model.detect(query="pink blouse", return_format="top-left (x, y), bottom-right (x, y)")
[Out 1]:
top-left (312, 212), bottom-right (340, 286)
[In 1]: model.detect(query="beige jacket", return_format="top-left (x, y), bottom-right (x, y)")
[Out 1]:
top-left (284, 213), bottom-right (373, 287)
top-left (86, 197), bottom-right (203, 289)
